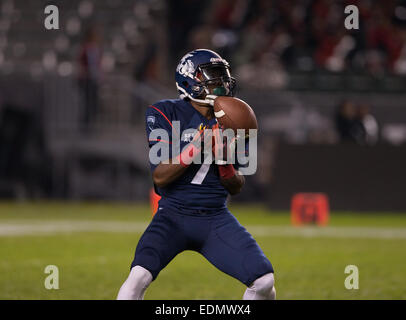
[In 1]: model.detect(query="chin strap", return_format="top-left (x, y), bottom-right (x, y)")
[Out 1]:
top-left (176, 83), bottom-right (217, 106)
top-left (189, 94), bottom-right (217, 106)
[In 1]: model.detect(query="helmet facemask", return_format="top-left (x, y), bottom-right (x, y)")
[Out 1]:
top-left (193, 63), bottom-right (236, 101)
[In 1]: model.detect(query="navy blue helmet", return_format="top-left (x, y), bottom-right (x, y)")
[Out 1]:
top-left (175, 49), bottom-right (236, 105)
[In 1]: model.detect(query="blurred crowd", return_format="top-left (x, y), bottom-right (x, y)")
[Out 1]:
top-left (166, 0), bottom-right (406, 87)
top-left (335, 100), bottom-right (379, 145)
top-left (1, 0), bottom-right (405, 86)
top-left (0, 0), bottom-right (405, 202)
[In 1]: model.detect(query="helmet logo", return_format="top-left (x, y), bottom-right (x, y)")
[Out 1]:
top-left (176, 53), bottom-right (195, 78)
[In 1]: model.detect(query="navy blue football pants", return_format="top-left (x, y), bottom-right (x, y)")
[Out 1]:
top-left (131, 205), bottom-right (274, 286)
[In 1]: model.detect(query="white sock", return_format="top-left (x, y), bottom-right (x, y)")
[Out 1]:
top-left (117, 265), bottom-right (153, 300)
top-left (243, 273), bottom-right (276, 300)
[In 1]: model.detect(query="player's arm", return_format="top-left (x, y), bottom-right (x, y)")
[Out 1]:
top-left (219, 167), bottom-right (245, 195)
top-left (152, 161), bottom-right (188, 188)
top-left (212, 123), bottom-right (245, 195)
top-left (147, 104), bottom-right (204, 188)
top-left (152, 129), bottom-right (204, 188)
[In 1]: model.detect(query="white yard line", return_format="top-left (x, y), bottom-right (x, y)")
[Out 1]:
top-left (0, 221), bottom-right (148, 236)
top-left (0, 220), bottom-right (406, 239)
top-left (247, 225), bottom-right (406, 239)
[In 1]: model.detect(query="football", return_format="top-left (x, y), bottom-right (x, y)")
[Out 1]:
top-left (213, 96), bottom-right (258, 137)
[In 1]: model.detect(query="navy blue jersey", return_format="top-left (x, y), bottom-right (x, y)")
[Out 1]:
top-left (145, 98), bottom-right (233, 210)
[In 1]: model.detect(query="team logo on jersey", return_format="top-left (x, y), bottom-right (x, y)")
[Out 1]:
top-left (147, 115), bottom-right (156, 131)
top-left (182, 133), bottom-right (193, 142)
top-left (182, 132), bottom-right (194, 142)
top-left (182, 123), bottom-right (207, 142)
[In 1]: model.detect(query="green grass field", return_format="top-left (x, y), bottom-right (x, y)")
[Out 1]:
top-left (0, 202), bottom-right (405, 300)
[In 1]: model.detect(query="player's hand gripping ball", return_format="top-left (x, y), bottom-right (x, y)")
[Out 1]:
top-left (213, 96), bottom-right (258, 138)
top-left (211, 123), bottom-right (231, 165)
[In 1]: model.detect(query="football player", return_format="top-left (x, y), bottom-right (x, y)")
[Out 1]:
top-left (117, 49), bottom-right (275, 300)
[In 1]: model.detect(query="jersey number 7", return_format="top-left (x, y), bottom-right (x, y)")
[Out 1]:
top-left (191, 164), bottom-right (211, 185)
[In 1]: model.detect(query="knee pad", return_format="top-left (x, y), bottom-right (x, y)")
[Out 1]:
top-left (129, 265), bottom-right (153, 289)
top-left (251, 273), bottom-right (274, 295)
top-left (243, 272), bottom-right (275, 300)
top-left (117, 265), bottom-right (153, 300)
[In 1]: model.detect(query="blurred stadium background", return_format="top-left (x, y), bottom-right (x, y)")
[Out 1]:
top-left (0, 0), bottom-right (406, 299)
